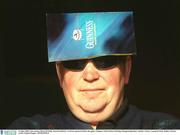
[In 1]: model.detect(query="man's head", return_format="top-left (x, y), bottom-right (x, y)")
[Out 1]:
top-left (47, 11), bottom-right (136, 124)
top-left (55, 55), bottom-right (132, 123)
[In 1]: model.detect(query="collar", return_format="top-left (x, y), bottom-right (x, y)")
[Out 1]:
top-left (97, 97), bottom-right (129, 129)
top-left (66, 111), bottom-right (92, 129)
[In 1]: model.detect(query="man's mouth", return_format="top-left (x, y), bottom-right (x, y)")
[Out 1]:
top-left (80, 89), bottom-right (105, 99)
top-left (80, 89), bottom-right (104, 92)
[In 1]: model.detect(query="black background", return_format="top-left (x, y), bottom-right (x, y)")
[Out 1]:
top-left (0, 0), bottom-right (180, 128)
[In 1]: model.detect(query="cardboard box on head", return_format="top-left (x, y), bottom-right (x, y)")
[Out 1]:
top-left (47, 11), bottom-right (136, 62)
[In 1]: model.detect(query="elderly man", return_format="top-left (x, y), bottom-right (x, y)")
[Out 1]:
top-left (9, 11), bottom-right (179, 129)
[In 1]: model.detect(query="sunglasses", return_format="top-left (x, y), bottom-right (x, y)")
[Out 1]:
top-left (59, 56), bottom-right (126, 71)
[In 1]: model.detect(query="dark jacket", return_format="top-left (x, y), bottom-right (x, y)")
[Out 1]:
top-left (8, 100), bottom-right (180, 129)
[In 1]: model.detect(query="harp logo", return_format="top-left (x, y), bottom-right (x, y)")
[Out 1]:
top-left (72, 29), bottom-right (82, 40)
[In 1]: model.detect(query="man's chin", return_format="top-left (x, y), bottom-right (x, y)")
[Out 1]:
top-left (72, 108), bottom-right (112, 124)
top-left (78, 98), bottom-right (107, 113)
top-left (80, 104), bottom-right (106, 113)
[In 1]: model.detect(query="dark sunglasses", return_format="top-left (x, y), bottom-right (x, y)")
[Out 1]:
top-left (59, 56), bottom-right (126, 71)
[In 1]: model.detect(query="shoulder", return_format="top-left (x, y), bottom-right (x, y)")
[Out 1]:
top-left (128, 105), bottom-right (180, 129)
top-left (8, 113), bottom-right (66, 129)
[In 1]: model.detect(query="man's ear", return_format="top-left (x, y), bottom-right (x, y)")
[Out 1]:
top-left (124, 56), bottom-right (132, 85)
top-left (55, 63), bottom-right (62, 86)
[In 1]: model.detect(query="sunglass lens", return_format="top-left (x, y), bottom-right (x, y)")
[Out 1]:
top-left (61, 56), bottom-right (126, 70)
top-left (62, 60), bottom-right (86, 70)
top-left (93, 56), bottom-right (126, 69)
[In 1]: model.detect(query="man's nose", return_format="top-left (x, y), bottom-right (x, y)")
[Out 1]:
top-left (82, 62), bottom-right (100, 82)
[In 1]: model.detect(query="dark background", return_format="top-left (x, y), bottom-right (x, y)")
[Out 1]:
top-left (0, 0), bottom-right (179, 128)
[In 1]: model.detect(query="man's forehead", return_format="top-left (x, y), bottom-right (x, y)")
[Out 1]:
top-left (47, 11), bottom-right (136, 62)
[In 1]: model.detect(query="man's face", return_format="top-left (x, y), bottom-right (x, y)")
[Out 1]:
top-left (56, 56), bottom-right (132, 123)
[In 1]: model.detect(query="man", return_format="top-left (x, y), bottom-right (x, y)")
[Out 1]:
top-left (8, 11), bottom-right (180, 129)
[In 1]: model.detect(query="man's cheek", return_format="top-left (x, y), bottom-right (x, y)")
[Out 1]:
top-left (63, 76), bottom-right (77, 91)
top-left (107, 74), bottom-right (120, 86)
